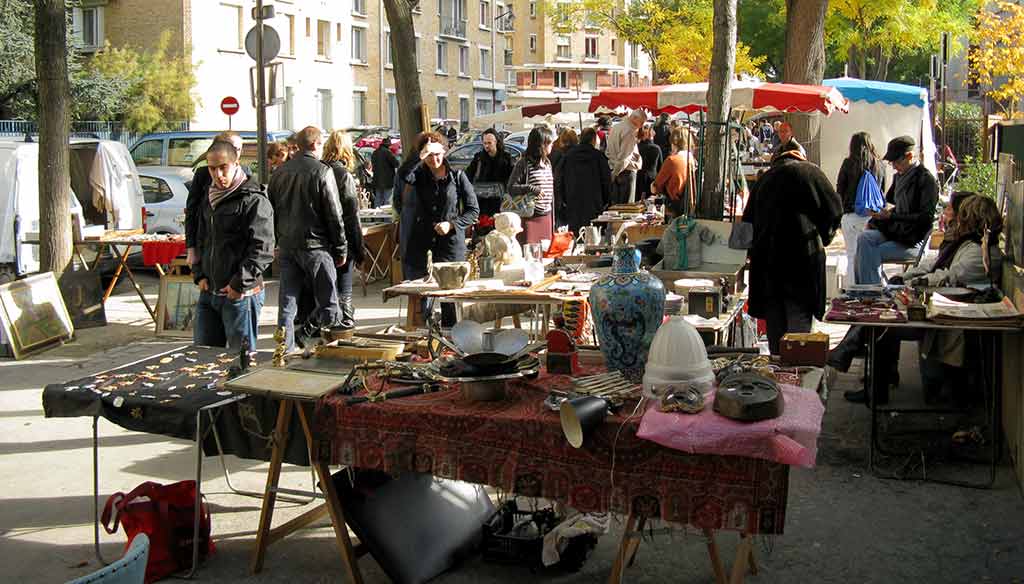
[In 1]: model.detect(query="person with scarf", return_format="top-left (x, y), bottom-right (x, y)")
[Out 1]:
top-left (742, 148), bottom-right (843, 355)
top-left (191, 141), bottom-right (275, 350)
top-left (831, 195), bottom-right (1004, 405)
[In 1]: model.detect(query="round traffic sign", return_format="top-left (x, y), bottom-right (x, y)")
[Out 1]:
top-left (221, 96), bottom-right (240, 116)
top-left (245, 25), bottom-right (281, 64)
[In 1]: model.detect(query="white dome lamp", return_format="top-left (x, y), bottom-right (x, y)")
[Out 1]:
top-left (642, 316), bottom-right (714, 404)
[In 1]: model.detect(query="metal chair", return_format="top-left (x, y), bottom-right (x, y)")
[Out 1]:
top-left (67, 533), bottom-right (149, 584)
top-left (881, 229), bottom-right (933, 284)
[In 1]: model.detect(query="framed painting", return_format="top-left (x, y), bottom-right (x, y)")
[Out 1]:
top-left (155, 274), bottom-right (200, 337)
top-left (0, 272), bottom-right (75, 360)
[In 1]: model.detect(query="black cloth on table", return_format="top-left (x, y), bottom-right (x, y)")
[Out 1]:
top-left (42, 345), bottom-right (310, 466)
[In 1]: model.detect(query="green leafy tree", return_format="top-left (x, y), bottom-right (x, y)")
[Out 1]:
top-left (89, 32), bottom-right (197, 133)
top-left (826, 0), bottom-right (977, 81)
top-left (656, 0), bottom-right (765, 83)
top-left (738, 0), bottom-right (786, 80)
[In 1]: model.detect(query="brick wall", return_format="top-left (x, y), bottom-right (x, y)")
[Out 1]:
top-left (104, 0), bottom-right (186, 55)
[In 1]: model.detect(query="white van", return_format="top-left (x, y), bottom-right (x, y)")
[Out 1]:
top-left (0, 138), bottom-right (144, 278)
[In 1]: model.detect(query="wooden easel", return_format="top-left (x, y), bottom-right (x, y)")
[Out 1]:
top-left (607, 513), bottom-right (758, 584)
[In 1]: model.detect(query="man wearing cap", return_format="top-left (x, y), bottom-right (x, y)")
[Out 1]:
top-left (854, 135), bottom-right (938, 285)
top-left (268, 126), bottom-right (347, 350)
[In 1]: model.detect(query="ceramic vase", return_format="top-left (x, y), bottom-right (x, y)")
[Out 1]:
top-left (589, 245), bottom-right (666, 381)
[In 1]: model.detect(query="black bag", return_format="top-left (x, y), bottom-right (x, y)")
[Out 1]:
top-left (728, 219), bottom-right (753, 250)
top-left (473, 182), bottom-right (506, 200)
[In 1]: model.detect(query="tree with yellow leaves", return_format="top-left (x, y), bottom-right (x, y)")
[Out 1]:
top-left (547, 0), bottom-right (762, 84)
top-left (970, 1), bottom-right (1024, 119)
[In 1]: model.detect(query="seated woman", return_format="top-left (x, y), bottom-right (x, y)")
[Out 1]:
top-left (830, 194), bottom-right (1004, 405)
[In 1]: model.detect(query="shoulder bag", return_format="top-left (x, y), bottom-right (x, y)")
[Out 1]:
top-left (501, 159), bottom-right (537, 218)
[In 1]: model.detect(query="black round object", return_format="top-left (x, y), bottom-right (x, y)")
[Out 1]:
top-left (713, 372), bottom-right (784, 422)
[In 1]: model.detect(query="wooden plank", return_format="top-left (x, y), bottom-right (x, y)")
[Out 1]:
top-left (250, 400), bottom-right (294, 574)
top-left (703, 529), bottom-right (727, 584)
top-left (266, 504), bottom-right (329, 546)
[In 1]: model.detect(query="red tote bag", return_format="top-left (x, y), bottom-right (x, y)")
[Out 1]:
top-left (101, 480), bottom-right (214, 583)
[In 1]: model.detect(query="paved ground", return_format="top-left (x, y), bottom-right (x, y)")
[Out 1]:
top-left (2, 272), bottom-right (1023, 583)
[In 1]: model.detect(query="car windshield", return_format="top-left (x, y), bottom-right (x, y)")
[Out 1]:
top-left (168, 138), bottom-right (214, 167)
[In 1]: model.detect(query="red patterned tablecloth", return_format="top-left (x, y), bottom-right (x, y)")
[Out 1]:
top-left (316, 371), bottom-right (789, 535)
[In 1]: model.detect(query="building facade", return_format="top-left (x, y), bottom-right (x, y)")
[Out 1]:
top-left (351, 0), bottom-right (515, 131)
top-left (77, 0), bottom-right (650, 132)
top-left (505, 0), bottom-right (652, 108)
top-left (77, 0), bottom-right (356, 132)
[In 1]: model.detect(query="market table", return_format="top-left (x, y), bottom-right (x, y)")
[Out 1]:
top-left (315, 369), bottom-right (797, 583)
top-left (823, 314), bottom-right (1022, 488)
top-left (357, 223), bottom-right (396, 296)
top-left (41, 345), bottom-right (313, 573)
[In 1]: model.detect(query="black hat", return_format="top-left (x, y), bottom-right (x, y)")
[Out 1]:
top-left (883, 135), bottom-right (915, 162)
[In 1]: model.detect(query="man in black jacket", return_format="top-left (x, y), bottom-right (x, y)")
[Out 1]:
top-left (268, 126), bottom-right (348, 350)
top-left (855, 136), bottom-right (938, 285)
top-left (465, 128), bottom-right (514, 216)
top-left (192, 141), bottom-right (274, 350)
top-left (370, 137), bottom-right (399, 208)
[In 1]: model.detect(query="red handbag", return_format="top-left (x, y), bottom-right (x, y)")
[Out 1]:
top-left (101, 480), bottom-right (214, 583)
top-left (543, 230), bottom-right (575, 258)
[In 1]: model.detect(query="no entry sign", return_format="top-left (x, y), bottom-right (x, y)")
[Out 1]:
top-left (220, 96), bottom-right (240, 116)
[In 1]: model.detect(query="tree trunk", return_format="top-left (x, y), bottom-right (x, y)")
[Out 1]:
top-left (700, 0), bottom-right (736, 219)
top-left (382, 0), bottom-right (425, 151)
top-left (35, 0), bottom-right (72, 277)
top-left (783, 0), bottom-right (828, 165)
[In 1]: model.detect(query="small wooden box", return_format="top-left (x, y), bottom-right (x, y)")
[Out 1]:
top-left (687, 287), bottom-right (722, 319)
top-left (780, 332), bottom-right (829, 366)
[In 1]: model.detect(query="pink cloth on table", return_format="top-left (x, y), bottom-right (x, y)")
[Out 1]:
top-left (636, 383), bottom-right (825, 468)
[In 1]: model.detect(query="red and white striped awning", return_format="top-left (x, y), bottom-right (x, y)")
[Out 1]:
top-left (588, 80), bottom-right (850, 116)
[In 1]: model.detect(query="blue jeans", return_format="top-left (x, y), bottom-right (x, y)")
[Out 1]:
top-left (194, 289), bottom-right (264, 350)
top-left (336, 259), bottom-right (355, 329)
top-left (374, 188), bottom-right (392, 208)
top-left (277, 248), bottom-right (341, 350)
top-left (854, 229), bottom-right (922, 285)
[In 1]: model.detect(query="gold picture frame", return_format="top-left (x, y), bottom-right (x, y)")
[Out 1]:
top-left (0, 272), bottom-right (75, 360)
top-left (155, 274), bottom-right (200, 337)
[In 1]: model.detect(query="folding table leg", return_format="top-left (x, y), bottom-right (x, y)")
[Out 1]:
top-left (607, 513), bottom-right (639, 584)
top-left (251, 400), bottom-right (294, 574)
top-left (703, 529), bottom-right (727, 584)
top-left (728, 533), bottom-right (755, 584)
top-left (92, 417), bottom-right (112, 567)
top-left (296, 405), bottom-right (364, 584)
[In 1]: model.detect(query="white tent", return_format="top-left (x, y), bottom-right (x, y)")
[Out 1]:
top-left (819, 78), bottom-right (937, 188)
top-left (472, 100), bottom-right (617, 130)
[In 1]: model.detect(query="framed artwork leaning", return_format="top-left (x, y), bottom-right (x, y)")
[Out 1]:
top-left (0, 272), bottom-right (75, 360)
top-left (155, 274), bottom-right (200, 337)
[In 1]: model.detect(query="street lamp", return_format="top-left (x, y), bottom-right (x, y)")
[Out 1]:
top-left (492, 9), bottom-right (514, 114)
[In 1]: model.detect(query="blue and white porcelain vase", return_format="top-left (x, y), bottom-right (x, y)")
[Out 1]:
top-left (589, 245), bottom-right (666, 381)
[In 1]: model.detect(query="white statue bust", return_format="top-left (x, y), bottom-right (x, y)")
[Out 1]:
top-left (484, 212), bottom-right (525, 271)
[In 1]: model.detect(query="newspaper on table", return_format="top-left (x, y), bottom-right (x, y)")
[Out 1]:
top-left (927, 293), bottom-right (1024, 327)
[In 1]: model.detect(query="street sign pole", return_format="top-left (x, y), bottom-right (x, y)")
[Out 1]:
top-left (255, 0), bottom-right (268, 185)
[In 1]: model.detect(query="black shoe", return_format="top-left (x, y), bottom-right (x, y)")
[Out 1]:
top-left (844, 389), bottom-right (867, 403)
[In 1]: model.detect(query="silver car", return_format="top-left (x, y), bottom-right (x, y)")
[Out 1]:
top-left (138, 167), bottom-right (193, 234)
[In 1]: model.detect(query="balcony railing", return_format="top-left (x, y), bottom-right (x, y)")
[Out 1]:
top-left (496, 16), bottom-right (514, 32)
top-left (439, 18), bottom-right (468, 39)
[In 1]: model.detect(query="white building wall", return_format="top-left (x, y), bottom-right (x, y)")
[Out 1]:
top-left (189, 0), bottom-right (355, 132)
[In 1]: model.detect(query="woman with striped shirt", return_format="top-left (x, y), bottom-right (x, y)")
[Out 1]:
top-left (506, 126), bottom-right (555, 244)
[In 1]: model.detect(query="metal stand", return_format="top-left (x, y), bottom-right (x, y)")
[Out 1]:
top-left (866, 328), bottom-right (1002, 489)
top-left (91, 393), bottom-right (318, 576)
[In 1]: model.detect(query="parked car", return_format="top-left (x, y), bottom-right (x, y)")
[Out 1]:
top-left (503, 130), bottom-right (531, 147)
top-left (129, 130), bottom-right (293, 169)
top-left (0, 138), bottom-right (144, 278)
top-left (445, 142), bottom-right (525, 173)
top-left (138, 167), bottom-right (192, 235)
top-left (353, 127), bottom-right (402, 156)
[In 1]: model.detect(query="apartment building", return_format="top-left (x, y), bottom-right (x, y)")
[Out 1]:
top-left (75, 0), bottom-right (356, 132)
top-left (505, 0), bottom-right (651, 108)
top-left (351, 0), bottom-right (514, 130)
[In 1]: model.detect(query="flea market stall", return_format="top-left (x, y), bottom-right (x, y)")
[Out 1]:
top-left (819, 77), bottom-right (938, 190)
